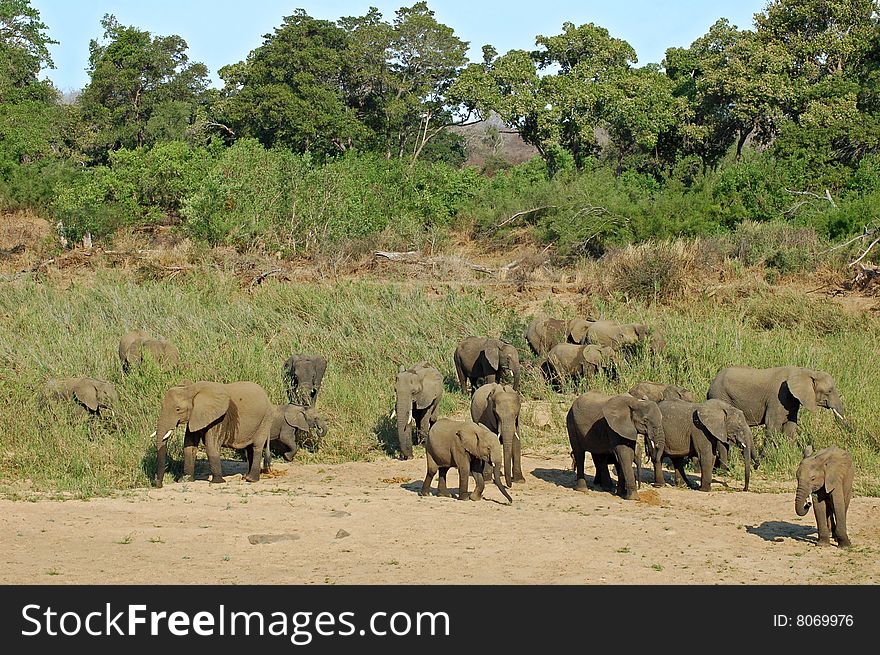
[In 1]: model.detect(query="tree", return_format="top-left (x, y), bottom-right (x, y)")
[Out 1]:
top-left (79, 14), bottom-right (209, 157)
top-left (217, 9), bottom-right (367, 155)
top-left (0, 0), bottom-right (56, 102)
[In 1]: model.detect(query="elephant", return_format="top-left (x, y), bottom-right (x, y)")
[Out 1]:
top-left (282, 354), bottom-right (327, 406)
top-left (454, 336), bottom-right (521, 394)
top-left (524, 316), bottom-right (594, 356)
top-left (795, 445), bottom-right (853, 548)
top-left (470, 383), bottom-right (524, 487)
top-left (567, 392), bottom-right (665, 500)
top-left (264, 403), bottom-right (329, 467)
top-left (629, 382), bottom-right (696, 404)
top-left (153, 381), bottom-right (274, 488)
top-left (419, 418), bottom-right (513, 504)
top-left (540, 343), bottom-right (616, 386)
top-left (707, 367), bottom-right (849, 447)
top-left (652, 399), bottom-right (756, 492)
top-left (586, 320), bottom-right (664, 353)
top-left (118, 330), bottom-right (179, 372)
top-left (43, 377), bottom-right (118, 414)
top-left (392, 361), bottom-right (443, 460)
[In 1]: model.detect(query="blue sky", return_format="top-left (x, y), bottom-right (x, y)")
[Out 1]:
top-left (33, 1), bottom-right (769, 92)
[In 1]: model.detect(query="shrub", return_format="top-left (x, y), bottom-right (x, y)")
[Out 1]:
top-left (603, 241), bottom-right (699, 303)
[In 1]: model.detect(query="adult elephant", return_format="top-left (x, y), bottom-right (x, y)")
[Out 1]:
top-left (587, 320), bottom-right (663, 353)
top-left (454, 336), bottom-right (520, 394)
top-left (420, 418), bottom-right (512, 504)
top-left (541, 343), bottom-right (616, 387)
top-left (392, 362), bottom-right (443, 460)
top-left (154, 381), bottom-right (274, 488)
top-left (470, 383), bottom-right (524, 487)
top-left (707, 366), bottom-right (849, 443)
top-left (283, 354), bottom-right (327, 406)
top-left (118, 330), bottom-right (179, 372)
top-left (629, 382), bottom-right (695, 403)
top-left (795, 445), bottom-right (853, 548)
top-left (43, 377), bottom-right (118, 414)
top-left (265, 403), bottom-right (328, 466)
top-left (524, 316), bottom-right (594, 356)
top-left (653, 399), bottom-right (756, 492)
top-left (567, 392), bottom-right (665, 500)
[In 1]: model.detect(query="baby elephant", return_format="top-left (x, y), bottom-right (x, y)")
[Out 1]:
top-left (43, 377), bottom-right (118, 414)
top-left (629, 382), bottom-right (695, 404)
top-left (118, 330), bottom-right (179, 372)
top-left (420, 419), bottom-right (512, 504)
top-left (283, 354), bottom-right (327, 406)
top-left (795, 445), bottom-right (853, 548)
top-left (264, 403), bottom-right (329, 467)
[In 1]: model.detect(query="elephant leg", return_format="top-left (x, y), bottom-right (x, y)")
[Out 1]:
top-left (653, 450), bottom-right (665, 488)
top-left (830, 492), bottom-right (851, 548)
top-left (244, 445), bottom-right (254, 473)
top-left (437, 467), bottom-right (452, 497)
top-left (399, 423), bottom-right (414, 461)
top-left (672, 458), bottom-right (697, 490)
top-left (244, 439), bottom-right (264, 483)
top-left (613, 444), bottom-right (637, 500)
top-left (420, 454), bottom-right (438, 497)
top-left (470, 466), bottom-right (486, 501)
top-left (205, 438), bottom-right (225, 484)
top-left (512, 434), bottom-right (525, 483)
top-left (572, 448), bottom-right (588, 492)
top-left (714, 442), bottom-right (730, 473)
top-left (812, 497), bottom-right (832, 546)
top-left (781, 421), bottom-right (799, 442)
top-left (697, 448), bottom-right (715, 492)
top-left (183, 431), bottom-right (200, 481)
top-left (592, 454), bottom-right (614, 491)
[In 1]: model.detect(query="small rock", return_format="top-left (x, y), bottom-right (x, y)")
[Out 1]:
top-left (248, 533), bottom-right (300, 545)
top-left (335, 529), bottom-right (351, 539)
top-left (529, 403), bottom-right (553, 428)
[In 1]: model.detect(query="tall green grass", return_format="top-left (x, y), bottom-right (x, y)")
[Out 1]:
top-left (1, 269), bottom-right (878, 497)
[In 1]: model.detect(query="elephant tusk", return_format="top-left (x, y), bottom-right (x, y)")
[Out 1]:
top-left (833, 408), bottom-right (844, 421)
top-left (390, 408), bottom-right (396, 420)
top-left (407, 410), bottom-right (414, 427)
top-left (149, 431), bottom-right (157, 439)
top-left (515, 431), bottom-right (521, 442)
top-left (161, 429), bottom-right (174, 442)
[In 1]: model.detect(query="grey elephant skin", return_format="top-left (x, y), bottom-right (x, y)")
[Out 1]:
top-left (420, 418), bottom-right (512, 504)
top-left (587, 321), bottom-right (665, 353)
top-left (525, 316), bottom-right (594, 356)
top-left (470, 383), bottom-right (524, 487)
top-left (393, 362), bottom-right (443, 460)
top-left (265, 403), bottom-right (328, 466)
top-left (118, 330), bottom-right (179, 372)
top-left (541, 343), bottom-right (616, 386)
top-left (154, 381), bottom-right (274, 488)
top-left (283, 354), bottom-right (327, 406)
top-left (653, 399), bottom-right (755, 492)
top-left (43, 377), bottom-right (118, 414)
top-left (629, 382), bottom-right (695, 403)
top-left (454, 336), bottom-right (521, 394)
top-left (567, 392), bottom-right (665, 499)
top-left (795, 445), bottom-right (853, 548)
top-left (707, 366), bottom-right (848, 444)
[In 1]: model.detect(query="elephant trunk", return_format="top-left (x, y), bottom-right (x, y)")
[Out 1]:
top-left (498, 419), bottom-right (515, 488)
top-left (154, 414), bottom-right (175, 488)
top-left (492, 463), bottom-right (513, 504)
top-left (795, 483), bottom-right (812, 516)
top-left (830, 399), bottom-right (852, 432)
top-left (743, 445), bottom-right (751, 492)
top-left (511, 365), bottom-right (521, 392)
top-left (315, 417), bottom-right (328, 442)
top-left (396, 396), bottom-right (413, 456)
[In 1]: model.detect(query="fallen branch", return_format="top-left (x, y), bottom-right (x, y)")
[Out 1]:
top-left (250, 268), bottom-right (283, 287)
top-left (493, 206), bottom-right (557, 232)
top-left (849, 235), bottom-right (880, 267)
top-left (821, 225), bottom-right (876, 254)
top-left (785, 188), bottom-right (837, 208)
top-left (374, 251), bottom-right (419, 261)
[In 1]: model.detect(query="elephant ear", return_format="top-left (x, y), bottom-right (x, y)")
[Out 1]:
top-left (73, 380), bottom-right (99, 411)
top-left (484, 343), bottom-right (500, 370)
top-left (455, 427), bottom-right (480, 457)
top-left (787, 371), bottom-right (818, 412)
top-left (189, 386), bottom-right (231, 432)
top-left (603, 397), bottom-right (638, 443)
top-left (581, 348), bottom-right (603, 372)
top-left (568, 319), bottom-right (589, 344)
top-left (696, 403), bottom-right (728, 444)
top-left (413, 379), bottom-right (433, 410)
top-left (283, 406), bottom-right (311, 431)
top-left (314, 357), bottom-right (328, 380)
top-left (823, 457), bottom-right (841, 494)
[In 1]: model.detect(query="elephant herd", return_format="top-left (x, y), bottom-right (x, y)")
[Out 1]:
top-left (40, 316), bottom-right (857, 549)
